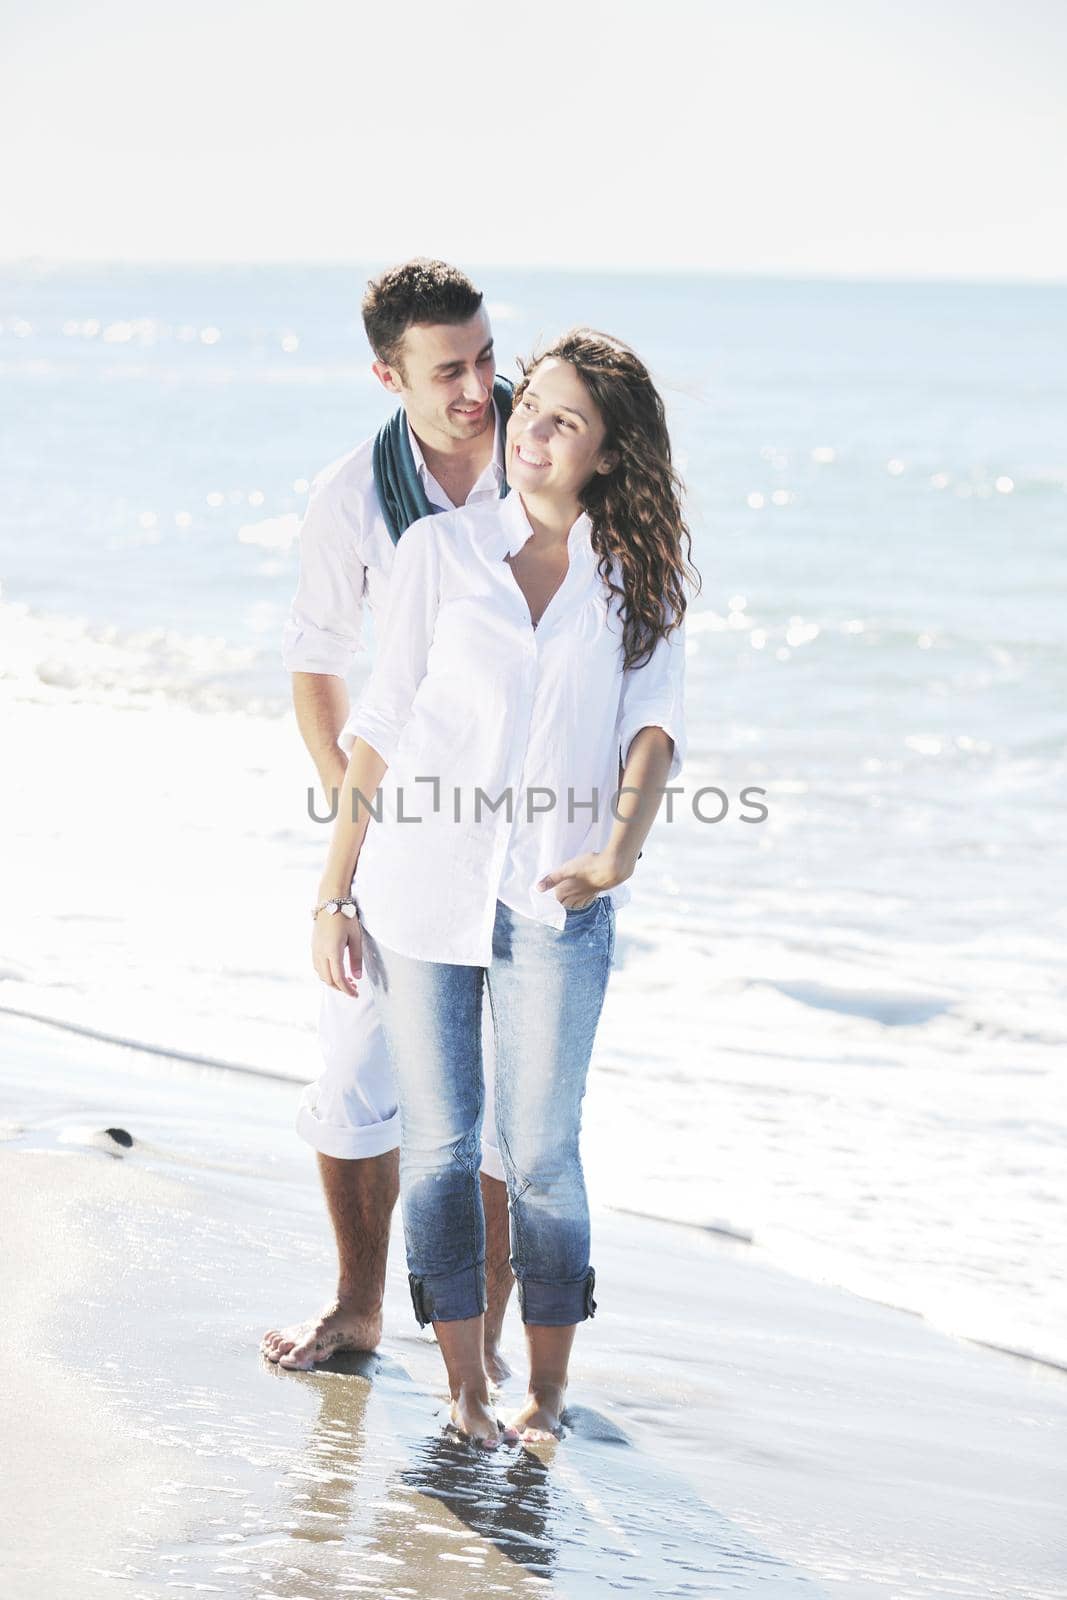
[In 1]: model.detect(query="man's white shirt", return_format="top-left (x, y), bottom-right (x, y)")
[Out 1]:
top-left (281, 414), bottom-right (506, 679)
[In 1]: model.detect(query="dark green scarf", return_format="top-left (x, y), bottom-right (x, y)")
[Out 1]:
top-left (372, 376), bottom-right (513, 544)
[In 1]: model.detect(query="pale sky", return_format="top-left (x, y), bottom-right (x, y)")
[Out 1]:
top-left (2, 0), bottom-right (1065, 279)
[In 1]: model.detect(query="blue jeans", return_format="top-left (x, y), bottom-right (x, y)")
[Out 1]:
top-left (361, 897), bottom-right (615, 1327)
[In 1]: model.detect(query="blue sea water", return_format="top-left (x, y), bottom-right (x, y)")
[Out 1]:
top-left (2, 264), bottom-right (1065, 1365)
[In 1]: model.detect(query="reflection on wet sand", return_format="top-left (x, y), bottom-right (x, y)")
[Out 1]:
top-left (272, 1351), bottom-right (379, 1551)
top-left (263, 1352), bottom-right (820, 1599)
top-left (402, 1431), bottom-right (557, 1576)
top-left (267, 1351), bottom-right (560, 1595)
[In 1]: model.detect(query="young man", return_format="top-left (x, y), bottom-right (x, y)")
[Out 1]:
top-left (261, 260), bottom-right (514, 1379)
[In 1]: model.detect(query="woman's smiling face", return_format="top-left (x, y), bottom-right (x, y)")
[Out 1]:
top-left (506, 357), bottom-right (616, 501)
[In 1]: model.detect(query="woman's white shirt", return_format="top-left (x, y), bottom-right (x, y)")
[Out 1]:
top-left (345, 490), bottom-right (686, 966)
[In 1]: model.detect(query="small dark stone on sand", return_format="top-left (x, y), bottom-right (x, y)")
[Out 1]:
top-left (105, 1127), bottom-right (133, 1147)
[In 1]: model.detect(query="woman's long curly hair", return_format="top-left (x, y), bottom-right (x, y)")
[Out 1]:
top-left (513, 328), bottom-right (700, 669)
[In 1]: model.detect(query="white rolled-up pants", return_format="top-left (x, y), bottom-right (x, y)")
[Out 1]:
top-left (296, 978), bottom-right (504, 1181)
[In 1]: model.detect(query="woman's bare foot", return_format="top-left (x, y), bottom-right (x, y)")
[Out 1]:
top-left (449, 1383), bottom-right (504, 1450)
top-left (260, 1300), bottom-right (382, 1370)
top-left (506, 1382), bottom-right (566, 1443)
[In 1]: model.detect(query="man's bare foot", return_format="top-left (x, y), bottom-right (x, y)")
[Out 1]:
top-left (260, 1300), bottom-right (382, 1371)
top-left (448, 1383), bottom-right (506, 1450)
top-left (483, 1335), bottom-right (512, 1386)
top-left (506, 1382), bottom-right (566, 1443)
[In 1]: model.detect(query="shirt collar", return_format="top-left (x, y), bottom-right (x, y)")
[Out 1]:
top-left (405, 409), bottom-right (506, 500)
top-left (495, 489), bottom-right (594, 562)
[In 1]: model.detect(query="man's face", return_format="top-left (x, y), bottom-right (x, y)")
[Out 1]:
top-left (373, 308), bottom-right (496, 446)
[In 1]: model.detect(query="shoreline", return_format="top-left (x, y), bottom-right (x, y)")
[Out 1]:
top-left (6, 1000), bottom-right (1066, 1382)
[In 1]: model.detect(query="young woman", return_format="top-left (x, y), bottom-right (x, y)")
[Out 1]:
top-left (311, 329), bottom-right (697, 1448)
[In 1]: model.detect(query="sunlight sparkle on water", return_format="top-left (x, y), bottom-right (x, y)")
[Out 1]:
top-left (786, 619), bottom-right (820, 648)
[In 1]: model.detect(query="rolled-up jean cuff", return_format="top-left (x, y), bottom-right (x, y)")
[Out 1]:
top-left (517, 1267), bottom-right (597, 1327)
top-left (408, 1262), bottom-right (488, 1327)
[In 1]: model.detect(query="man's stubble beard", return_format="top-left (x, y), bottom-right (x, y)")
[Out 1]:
top-left (409, 395), bottom-right (495, 450)
top-left (445, 397), bottom-right (496, 444)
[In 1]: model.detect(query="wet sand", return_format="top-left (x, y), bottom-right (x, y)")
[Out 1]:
top-left (2, 1012), bottom-right (1065, 1599)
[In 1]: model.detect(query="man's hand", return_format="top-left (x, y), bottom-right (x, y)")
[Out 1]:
top-left (536, 849), bottom-right (633, 910)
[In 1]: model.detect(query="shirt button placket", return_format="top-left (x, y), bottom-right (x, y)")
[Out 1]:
top-left (491, 631), bottom-right (540, 911)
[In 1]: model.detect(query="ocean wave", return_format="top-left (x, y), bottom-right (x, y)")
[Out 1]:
top-left (0, 1003), bottom-right (295, 1081)
top-left (756, 978), bottom-right (952, 1026)
top-left (0, 593), bottom-right (285, 713)
top-left (237, 512), bottom-right (301, 551)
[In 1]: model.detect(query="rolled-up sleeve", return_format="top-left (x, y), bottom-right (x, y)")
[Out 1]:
top-left (617, 620), bottom-right (687, 782)
top-left (341, 518), bottom-right (441, 764)
top-left (281, 475), bottom-right (366, 675)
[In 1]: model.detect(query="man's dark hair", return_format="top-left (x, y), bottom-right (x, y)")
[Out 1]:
top-left (362, 258), bottom-right (484, 375)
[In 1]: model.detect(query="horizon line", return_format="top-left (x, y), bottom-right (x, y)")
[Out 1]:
top-left (1, 257), bottom-right (1066, 292)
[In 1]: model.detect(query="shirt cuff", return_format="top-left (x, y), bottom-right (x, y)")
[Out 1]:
top-left (340, 713), bottom-right (398, 767)
top-left (619, 716), bottom-right (685, 783)
top-left (281, 620), bottom-right (361, 676)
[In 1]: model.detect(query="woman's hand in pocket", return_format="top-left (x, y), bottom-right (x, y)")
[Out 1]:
top-left (537, 851), bottom-right (620, 910)
top-left (312, 907), bottom-right (363, 997)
